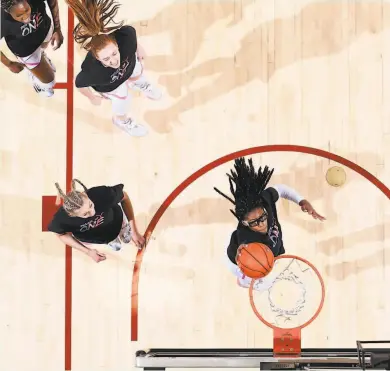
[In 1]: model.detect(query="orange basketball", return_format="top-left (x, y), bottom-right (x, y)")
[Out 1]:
top-left (236, 242), bottom-right (275, 279)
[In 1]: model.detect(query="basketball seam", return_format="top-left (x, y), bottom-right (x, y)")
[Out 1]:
top-left (243, 245), bottom-right (270, 272)
top-left (237, 243), bottom-right (275, 278)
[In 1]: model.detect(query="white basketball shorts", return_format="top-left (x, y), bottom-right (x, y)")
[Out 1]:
top-left (17, 21), bottom-right (54, 70)
top-left (100, 54), bottom-right (144, 116)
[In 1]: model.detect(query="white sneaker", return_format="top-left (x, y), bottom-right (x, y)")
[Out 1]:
top-left (27, 70), bottom-right (54, 97)
top-left (113, 118), bottom-right (148, 137)
top-left (119, 223), bottom-right (132, 244)
top-left (129, 80), bottom-right (162, 100)
top-left (108, 237), bottom-right (122, 251)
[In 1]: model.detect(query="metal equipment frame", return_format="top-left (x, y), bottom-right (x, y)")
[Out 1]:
top-left (135, 343), bottom-right (390, 370)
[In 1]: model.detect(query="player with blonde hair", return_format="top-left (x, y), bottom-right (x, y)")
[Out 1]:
top-left (48, 179), bottom-right (145, 263)
top-left (66, 0), bottom-right (162, 136)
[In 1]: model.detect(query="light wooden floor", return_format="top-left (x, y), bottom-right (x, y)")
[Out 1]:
top-left (1, 0), bottom-right (390, 370)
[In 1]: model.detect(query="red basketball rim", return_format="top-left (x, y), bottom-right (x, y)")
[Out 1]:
top-left (249, 254), bottom-right (326, 331)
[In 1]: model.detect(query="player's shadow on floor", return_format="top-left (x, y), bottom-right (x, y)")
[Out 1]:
top-left (323, 245), bottom-right (389, 281)
top-left (133, 0), bottom-right (252, 73)
top-left (142, 0), bottom-right (389, 132)
top-left (319, 223), bottom-right (390, 280)
top-left (3, 64), bottom-right (141, 134)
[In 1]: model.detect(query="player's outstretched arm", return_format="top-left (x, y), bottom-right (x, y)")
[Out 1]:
top-left (55, 232), bottom-right (107, 263)
top-left (272, 184), bottom-right (326, 221)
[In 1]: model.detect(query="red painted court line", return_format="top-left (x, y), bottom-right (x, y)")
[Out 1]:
top-left (130, 144), bottom-right (390, 341)
top-left (41, 7), bottom-right (74, 370)
top-left (41, 7), bottom-right (74, 368)
top-left (54, 82), bottom-right (69, 89)
top-left (64, 8), bottom-right (74, 371)
top-left (40, 8), bottom-right (74, 370)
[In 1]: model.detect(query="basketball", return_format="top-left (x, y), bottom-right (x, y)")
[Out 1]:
top-left (326, 166), bottom-right (346, 187)
top-left (236, 242), bottom-right (275, 279)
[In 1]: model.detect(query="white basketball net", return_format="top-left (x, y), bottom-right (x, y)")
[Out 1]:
top-left (251, 257), bottom-right (323, 329)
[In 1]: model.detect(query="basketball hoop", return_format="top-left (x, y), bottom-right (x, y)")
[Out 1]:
top-left (249, 255), bottom-right (325, 358)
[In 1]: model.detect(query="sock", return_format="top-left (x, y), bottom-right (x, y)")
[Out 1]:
top-left (37, 79), bottom-right (56, 90)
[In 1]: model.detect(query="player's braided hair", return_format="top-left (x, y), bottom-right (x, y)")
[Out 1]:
top-left (65, 0), bottom-right (123, 55)
top-left (214, 157), bottom-right (274, 221)
top-left (55, 179), bottom-right (89, 215)
top-left (1, 0), bottom-right (24, 12)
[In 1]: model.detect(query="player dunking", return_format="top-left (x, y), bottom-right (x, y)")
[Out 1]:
top-left (65, 0), bottom-right (162, 137)
top-left (214, 157), bottom-right (325, 291)
top-left (1, 0), bottom-right (63, 97)
top-left (48, 179), bottom-right (145, 263)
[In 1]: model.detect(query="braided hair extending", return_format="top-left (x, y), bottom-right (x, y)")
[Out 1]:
top-left (55, 179), bottom-right (89, 215)
top-left (214, 157), bottom-right (274, 221)
top-left (1, 0), bottom-right (24, 12)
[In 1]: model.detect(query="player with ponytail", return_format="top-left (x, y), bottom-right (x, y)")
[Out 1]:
top-left (66, 0), bottom-right (162, 137)
top-left (48, 179), bottom-right (145, 263)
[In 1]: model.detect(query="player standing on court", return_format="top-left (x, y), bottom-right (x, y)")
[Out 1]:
top-left (1, 0), bottom-right (63, 97)
top-left (65, 0), bottom-right (162, 137)
top-left (48, 179), bottom-right (146, 263)
top-left (214, 157), bottom-right (325, 290)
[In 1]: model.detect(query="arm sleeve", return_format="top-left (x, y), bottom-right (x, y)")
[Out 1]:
top-left (271, 184), bottom-right (304, 205)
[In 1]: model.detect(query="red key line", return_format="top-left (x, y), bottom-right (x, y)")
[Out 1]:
top-left (52, 7), bottom-right (74, 371)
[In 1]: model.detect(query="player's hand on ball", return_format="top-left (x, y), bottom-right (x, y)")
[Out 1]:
top-left (88, 249), bottom-right (107, 263)
top-left (299, 200), bottom-right (326, 221)
top-left (8, 61), bottom-right (24, 73)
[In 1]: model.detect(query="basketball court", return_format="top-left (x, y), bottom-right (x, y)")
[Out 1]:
top-left (1, 0), bottom-right (390, 370)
